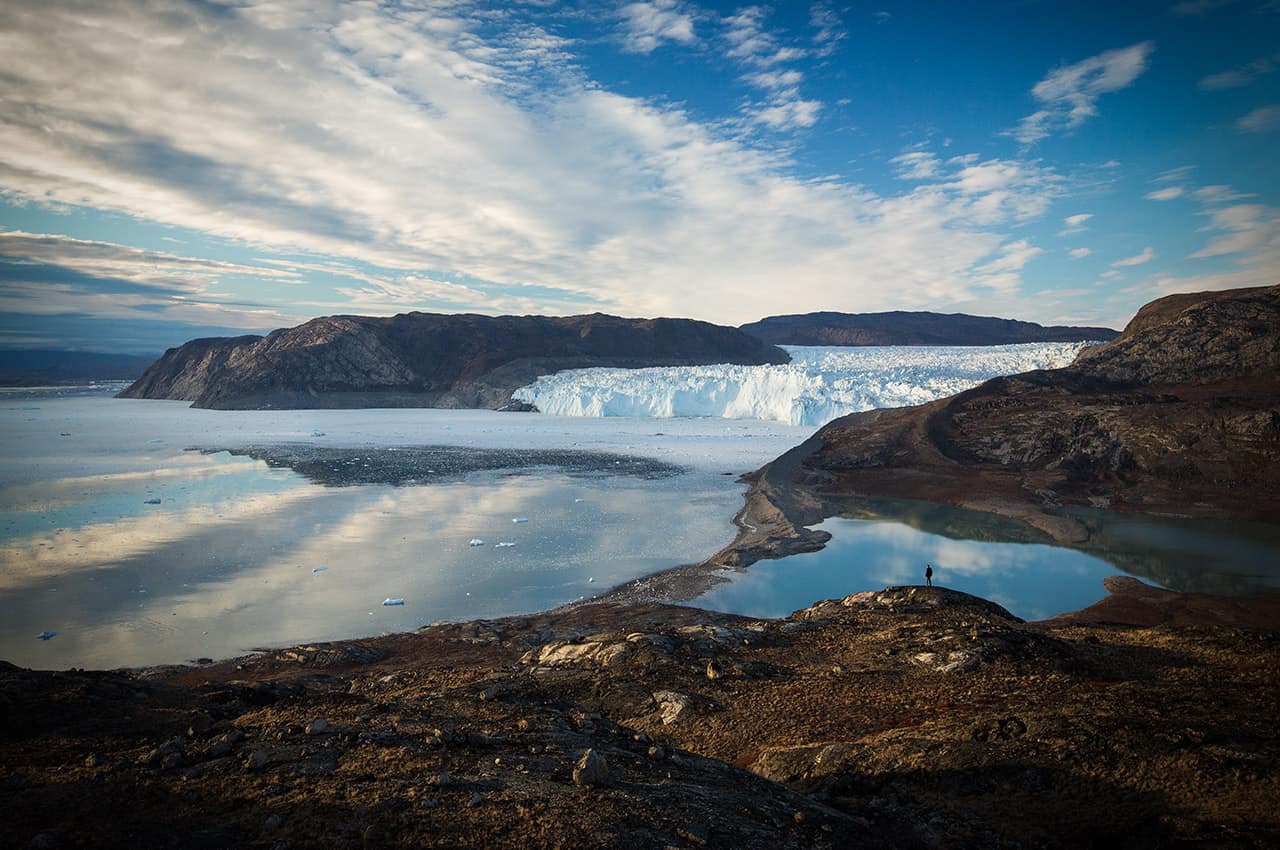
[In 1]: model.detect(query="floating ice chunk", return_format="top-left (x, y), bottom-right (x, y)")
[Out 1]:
top-left (147, 438), bottom-right (164, 443)
top-left (312, 566), bottom-right (328, 573)
top-left (36, 631), bottom-right (56, 640)
top-left (495, 542), bottom-right (516, 548)
top-left (469, 538), bottom-right (485, 547)
top-left (512, 517), bottom-right (529, 523)
top-left (311, 430), bottom-right (326, 437)
top-left (574, 498), bottom-right (586, 503)
top-left (143, 498), bottom-right (161, 505)
top-left (587, 577), bottom-right (594, 583)
top-left (382, 598), bottom-right (405, 606)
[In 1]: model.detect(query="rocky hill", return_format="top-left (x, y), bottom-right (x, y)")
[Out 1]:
top-left (119, 313), bottom-right (789, 410)
top-left (3, 583), bottom-right (1277, 849)
top-left (739, 310), bottom-right (1119, 346)
top-left (714, 285), bottom-right (1280, 566)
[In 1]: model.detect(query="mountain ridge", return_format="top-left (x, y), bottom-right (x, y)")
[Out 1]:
top-left (119, 312), bottom-right (790, 410)
top-left (739, 309), bottom-right (1120, 346)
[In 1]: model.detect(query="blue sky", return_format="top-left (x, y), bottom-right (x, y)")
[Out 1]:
top-left (0, 0), bottom-right (1277, 353)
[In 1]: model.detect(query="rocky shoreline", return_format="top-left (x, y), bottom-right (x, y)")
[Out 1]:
top-left (3, 580), bottom-right (1277, 849)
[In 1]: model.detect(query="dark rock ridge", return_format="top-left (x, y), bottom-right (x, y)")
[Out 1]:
top-left (710, 285), bottom-right (1280, 570)
top-left (119, 312), bottom-right (790, 409)
top-left (739, 310), bottom-right (1119, 346)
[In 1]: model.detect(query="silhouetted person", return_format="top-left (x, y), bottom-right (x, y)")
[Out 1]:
top-left (925, 563), bottom-right (933, 587)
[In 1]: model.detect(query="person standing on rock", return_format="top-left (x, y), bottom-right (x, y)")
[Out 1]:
top-left (925, 564), bottom-right (933, 587)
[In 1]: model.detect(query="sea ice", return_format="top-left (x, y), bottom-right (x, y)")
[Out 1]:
top-left (512, 342), bottom-right (1096, 427)
top-left (36, 631), bottom-right (56, 640)
top-left (382, 598), bottom-right (405, 606)
top-left (512, 517), bottom-right (529, 523)
top-left (495, 542), bottom-right (516, 548)
top-left (469, 538), bottom-right (485, 546)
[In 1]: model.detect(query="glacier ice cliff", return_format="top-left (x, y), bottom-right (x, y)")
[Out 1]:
top-left (512, 343), bottom-right (1095, 427)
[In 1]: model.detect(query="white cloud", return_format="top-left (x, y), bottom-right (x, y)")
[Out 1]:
top-left (1154, 165), bottom-right (1196, 183)
top-left (1069, 247), bottom-right (1093, 259)
top-left (1063, 213), bottom-right (1093, 229)
top-left (1187, 203), bottom-right (1278, 258)
top-left (1112, 247), bottom-right (1155, 267)
top-left (1193, 185), bottom-right (1255, 203)
top-left (809, 4), bottom-right (846, 53)
top-left (0, 1), bottom-right (1075, 326)
top-left (619, 1), bottom-right (697, 54)
top-left (890, 151), bottom-right (943, 180)
top-left (1236, 104), bottom-right (1280, 133)
top-left (1145, 186), bottom-right (1185, 201)
top-left (1199, 52), bottom-right (1279, 90)
top-left (1011, 42), bottom-right (1155, 144)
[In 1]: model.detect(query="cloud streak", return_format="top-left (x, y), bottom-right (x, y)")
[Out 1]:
top-left (1011, 42), bottom-right (1155, 144)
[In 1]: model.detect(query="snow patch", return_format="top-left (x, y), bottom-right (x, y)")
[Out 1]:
top-left (513, 343), bottom-right (1094, 427)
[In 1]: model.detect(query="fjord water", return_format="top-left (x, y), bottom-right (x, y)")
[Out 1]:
top-left (5, 375), bottom-right (1278, 670)
top-left (695, 513), bottom-right (1280, 622)
top-left (0, 390), bottom-right (808, 669)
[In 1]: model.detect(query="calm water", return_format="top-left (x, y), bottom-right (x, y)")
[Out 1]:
top-left (695, 511), bottom-right (1280, 621)
top-left (0, 450), bottom-right (748, 669)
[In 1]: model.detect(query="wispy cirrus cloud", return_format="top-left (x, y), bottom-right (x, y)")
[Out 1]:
top-left (1235, 104), bottom-right (1280, 133)
top-left (1112, 246), bottom-right (1155, 267)
top-left (618, 1), bottom-right (698, 54)
top-left (1145, 186), bottom-right (1185, 201)
top-left (1199, 52), bottom-right (1280, 90)
top-left (722, 5), bottom-right (821, 130)
top-left (1010, 42), bottom-right (1155, 144)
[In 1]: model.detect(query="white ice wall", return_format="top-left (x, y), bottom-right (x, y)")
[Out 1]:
top-left (512, 342), bottom-right (1093, 427)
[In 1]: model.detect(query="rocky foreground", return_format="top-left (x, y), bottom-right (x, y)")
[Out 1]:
top-left (3, 581), bottom-right (1278, 849)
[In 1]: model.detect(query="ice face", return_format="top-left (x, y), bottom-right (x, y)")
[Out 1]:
top-left (512, 343), bottom-right (1096, 427)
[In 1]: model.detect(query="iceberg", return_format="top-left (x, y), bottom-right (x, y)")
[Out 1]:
top-left (382, 598), bottom-right (405, 606)
top-left (512, 342), bottom-right (1095, 427)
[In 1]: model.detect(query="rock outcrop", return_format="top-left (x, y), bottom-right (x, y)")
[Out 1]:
top-left (739, 310), bottom-right (1119, 346)
top-left (120, 312), bottom-right (790, 409)
top-left (717, 285), bottom-right (1280, 566)
top-left (4, 585), bottom-right (1277, 848)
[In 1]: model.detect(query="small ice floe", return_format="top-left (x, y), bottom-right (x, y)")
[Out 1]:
top-left (587, 577), bottom-right (594, 583)
top-left (512, 517), bottom-right (529, 524)
top-left (495, 542), bottom-right (516, 548)
top-left (469, 538), bottom-right (485, 547)
top-left (36, 631), bottom-right (56, 640)
top-left (312, 566), bottom-right (328, 573)
top-left (143, 498), bottom-right (161, 505)
top-left (382, 597), bottom-right (405, 606)
top-left (146, 438), bottom-right (164, 444)
top-left (310, 430), bottom-right (326, 437)
top-left (573, 498), bottom-right (586, 503)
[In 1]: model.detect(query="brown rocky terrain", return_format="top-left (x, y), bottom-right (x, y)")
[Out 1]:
top-left (739, 310), bottom-right (1119, 347)
top-left (3, 583), bottom-right (1277, 849)
top-left (708, 285), bottom-right (1280, 573)
top-left (119, 313), bottom-right (788, 410)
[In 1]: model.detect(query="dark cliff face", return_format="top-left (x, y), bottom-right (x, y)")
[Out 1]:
top-left (119, 312), bottom-right (790, 409)
top-left (758, 285), bottom-right (1280, 530)
top-left (739, 310), bottom-right (1120, 346)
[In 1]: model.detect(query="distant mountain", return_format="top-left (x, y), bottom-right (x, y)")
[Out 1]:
top-left (0, 350), bottom-right (158, 386)
top-left (120, 312), bottom-right (790, 410)
top-left (739, 310), bottom-right (1120, 346)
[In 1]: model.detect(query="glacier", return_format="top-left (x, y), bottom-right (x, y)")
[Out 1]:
top-left (512, 342), bottom-right (1097, 427)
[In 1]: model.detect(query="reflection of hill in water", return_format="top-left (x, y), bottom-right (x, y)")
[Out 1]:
top-left (834, 497), bottom-right (1280, 596)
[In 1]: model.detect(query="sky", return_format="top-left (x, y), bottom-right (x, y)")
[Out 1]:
top-left (0, 1), bottom-right (1277, 353)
